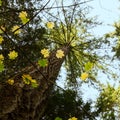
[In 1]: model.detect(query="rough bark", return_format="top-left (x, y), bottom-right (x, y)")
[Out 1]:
top-left (0, 46), bottom-right (69, 120)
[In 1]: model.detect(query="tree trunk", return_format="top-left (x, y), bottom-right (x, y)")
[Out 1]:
top-left (0, 46), bottom-right (69, 120)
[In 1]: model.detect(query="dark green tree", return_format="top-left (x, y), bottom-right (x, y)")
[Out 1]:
top-left (43, 87), bottom-right (98, 120)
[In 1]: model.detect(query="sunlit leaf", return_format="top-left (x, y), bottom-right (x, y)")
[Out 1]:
top-left (46, 22), bottom-right (54, 29)
top-left (19, 11), bottom-right (27, 18)
top-left (80, 72), bottom-right (88, 81)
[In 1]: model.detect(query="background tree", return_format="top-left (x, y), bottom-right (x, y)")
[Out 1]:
top-left (95, 84), bottom-right (120, 120)
top-left (96, 2), bottom-right (120, 118)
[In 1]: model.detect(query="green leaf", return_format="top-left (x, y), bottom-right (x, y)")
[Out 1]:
top-left (85, 62), bottom-right (93, 71)
top-left (54, 117), bottom-right (62, 120)
top-left (38, 59), bottom-right (48, 67)
top-left (21, 18), bottom-right (29, 24)
top-left (0, 0), bottom-right (2, 6)
top-left (0, 61), bottom-right (4, 72)
top-left (23, 78), bottom-right (30, 85)
top-left (31, 82), bottom-right (39, 88)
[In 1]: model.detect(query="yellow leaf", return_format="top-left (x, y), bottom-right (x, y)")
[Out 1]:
top-left (30, 79), bottom-right (37, 83)
top-left (30, 79), bottom-right (39, 88)
top-left (0, 26), bottom-right (5, 33)
top-left (80, 72), bottom-right (88, 81)
top-left (22, 74), bottom-right (32, 80)
top-left (19, 11), bottom-right (29, 24)
top-left (22, 74), bottom-right (38, 87)
top-left (7, 79), bottom-right (14, 85)
top-left (68, 117), bottom-right (78, 120)
top-left (0, 36), bottom-right (4, 44)
top-left (19, 11), bottom-right (28, 19)
top-left (22, 74), bottom-right (32, 85)
top-left (8, 50), bottom-right (18, 60)
top-left (56, 49), bottom-right (64, 58)
top-left (0, 54), bottom-right (4, 61)
top-left (46, 22), bottom-right (54, 29)
top-left (41, 48), bottom-right (49, 58)
top-left (11, 25), bottom-right (21, 34)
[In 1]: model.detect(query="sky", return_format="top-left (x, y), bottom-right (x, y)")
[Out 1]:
top-left (56, 0), bottom-right (120, 102)
top-left (88, 0), bottom-right (120, 36)
top-left (81, 0), bottom-right (120, 102)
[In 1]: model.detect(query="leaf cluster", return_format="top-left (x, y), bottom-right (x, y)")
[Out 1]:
top-left (95, 84), bottom-right (120, 119)
top-left (0, 0), bottom-right (50, 81)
